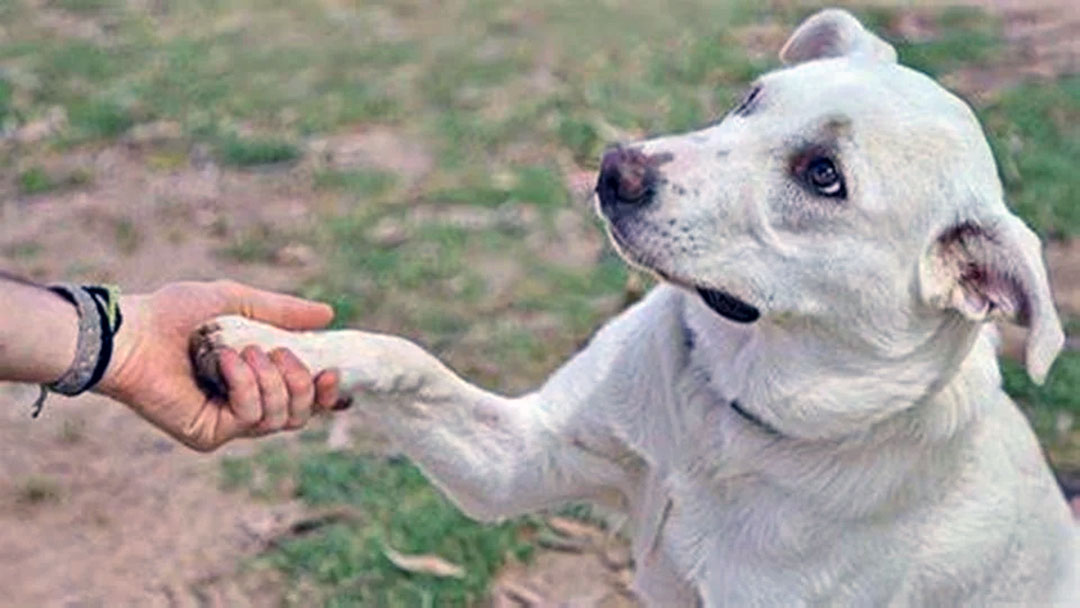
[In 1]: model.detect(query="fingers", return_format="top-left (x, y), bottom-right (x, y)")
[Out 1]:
top-left (314, 369), bottom-right (342, 410)
top-left (215, 280), bottom-right (334, 330)
top-left (242, 346), bottom-right (290, 433)
top-left (218, 348), bottom-right (262, 425)
top-left (269, 349), bottom-right (314, 430)
top-left (216, 341), bottom-right (340, 439)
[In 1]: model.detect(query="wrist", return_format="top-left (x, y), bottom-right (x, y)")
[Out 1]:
top-left (95, 294), bottom-right (148, 401)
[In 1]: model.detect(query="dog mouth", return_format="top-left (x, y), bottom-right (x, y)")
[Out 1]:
top-left (695, 287), bottom-right (761, 324)
top-left (605, 223), bottom-right (760, 324)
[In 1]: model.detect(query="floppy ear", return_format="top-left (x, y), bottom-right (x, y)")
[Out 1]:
top-left (780, 9), bottom-right (897, 65)
top-left (920, 214), bottom-right (1064, 384)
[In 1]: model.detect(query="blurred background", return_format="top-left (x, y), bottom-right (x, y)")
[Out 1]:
top-left (0, 0), bottom-right (1076, 605)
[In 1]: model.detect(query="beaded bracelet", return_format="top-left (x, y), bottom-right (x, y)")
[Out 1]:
top-left (30, 284), bottom-right (123, 418)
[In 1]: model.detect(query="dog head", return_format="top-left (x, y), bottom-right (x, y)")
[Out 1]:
top-left (596, 9), bottom-right (1062, 401)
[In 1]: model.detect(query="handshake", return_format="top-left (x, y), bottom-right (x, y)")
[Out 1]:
top-left (1, 276), bottom-right (343, 451)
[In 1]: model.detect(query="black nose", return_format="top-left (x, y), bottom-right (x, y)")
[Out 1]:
top-left (596, 147), bottom-right (660, 219)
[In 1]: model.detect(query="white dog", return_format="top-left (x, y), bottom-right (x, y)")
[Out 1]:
top-left (193, 10), bottom-right (1078, 605)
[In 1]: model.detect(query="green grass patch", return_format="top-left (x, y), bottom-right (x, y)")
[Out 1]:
top-left (219, 223), bottom-right (290, 263)
top-left (981, 77), bottom-right (1080, 238)
top-left (1004, 352), bottom-right (1080, 417)
top-left (510, 165), bottom-right (568, 209)
top-left (16, 165), bottom-right (92, 195)
top-left (220, 441), bottom-right (296, 500)
top-left (518, 253), bottom-right (628, 329)
top-left (1002, 352), bottom-right (1080, 442)
top-left (557, 114), bottom-right (603, 166)
top-left (427, 182), bottom-right (509, 207)
top-left (68, 98), bottom-right (135, 139)
top-left (224, 447), bottom-right (535, 605)
top-left (892, 7), bottom-right (1003, 77)
top-left (314, 169), bottom-right (396, 197)
top-left (48, 0), bottom-right (119, 14)
top-left (0, 76), bottom-right (12, 124)
top-left (422, 165), bottom-right (567, 210)
top-left (220, 456), bottom-right (255, 491)
top-left (17, 166), bottom-right (53, 195)
top-left (217, 134), bottom-right (302, 167)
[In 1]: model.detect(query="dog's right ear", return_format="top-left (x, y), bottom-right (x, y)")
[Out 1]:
top-left (919, 213), bottom-right (1064, 384)
top-left (780, 9), bottom-right (897, 65)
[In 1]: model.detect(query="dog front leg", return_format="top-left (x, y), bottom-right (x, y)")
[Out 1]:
top-left (192, 315), bottom-right (627, 521)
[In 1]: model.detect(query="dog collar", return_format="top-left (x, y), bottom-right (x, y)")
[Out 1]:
top-left (730, 399), bottom-right (784, 437)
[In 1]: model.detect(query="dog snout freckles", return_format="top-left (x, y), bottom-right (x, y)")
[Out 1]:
top-left (596, 146), bottom-right (672, 220)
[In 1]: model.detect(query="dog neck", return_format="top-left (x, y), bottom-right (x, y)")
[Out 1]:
top-left (681, 292), bottom-right (991, 442)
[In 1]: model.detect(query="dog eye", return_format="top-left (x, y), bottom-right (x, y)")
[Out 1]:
top-left (804, 157), bottom-right (845, 198)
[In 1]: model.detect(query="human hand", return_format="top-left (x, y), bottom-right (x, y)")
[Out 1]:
top-left (96, 280), bottom-right (341, 451)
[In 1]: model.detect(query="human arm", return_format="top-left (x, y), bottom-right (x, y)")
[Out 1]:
top-left (0, 272), bottom-right (81, 384)
top-left (0, 274), bottom-right (341, 451)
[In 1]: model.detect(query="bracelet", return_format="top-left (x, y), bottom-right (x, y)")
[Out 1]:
top-left (30, 283), bottom-right (123, 418)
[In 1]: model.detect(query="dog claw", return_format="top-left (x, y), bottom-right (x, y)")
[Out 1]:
top-left (189, 322), bottom-right (229, 400)
top-left (332, 395), bottom-right (354, 411)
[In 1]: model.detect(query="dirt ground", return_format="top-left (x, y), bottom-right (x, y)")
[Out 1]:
top-left (0, 1), bottom-right (1077, 606)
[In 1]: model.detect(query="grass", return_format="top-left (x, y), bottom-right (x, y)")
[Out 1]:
top-left (421, 164), bottom-right (568, 210)
top-left (48, 0), bottom-right (120, 14)
top-left (17, 165), bottom-right (92, 195)
top-left (223, 444), bottom-right (535, 605)
top-left (861, 6), bottom-right (1004, 77)
top-left (17, 166), bottom-right (52, 194)
top-left (1003, 352), bottom-right (1080, 467)
top-left (218, 134), bottom-right (302, 168)
top-left (0, 75), bottom-right (12, 126)
top-left (314, 169), bottom-right (396, 197)
top-left (1004, 353), bottom-right (1080, 419)
top-left (220, 223), bottom-right (292, 264)
top-left (68, 98), bottom-right (135, 139)
top-left (981, 77), bottom-right (1080, 238)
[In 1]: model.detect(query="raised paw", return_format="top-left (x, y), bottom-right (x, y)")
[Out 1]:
top-left (188, 315), bottom-right (352, 423)
top-left (188, 315), bottom-right (300, 400)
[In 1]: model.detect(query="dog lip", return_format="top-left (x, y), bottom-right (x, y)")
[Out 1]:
top-left (603, 226), bottom-right (760, 324)
top-left (695, 286), bottom-right (761, 324)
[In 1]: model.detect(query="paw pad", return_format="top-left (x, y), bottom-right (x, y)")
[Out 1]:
top-left (189, 322), bottom-right (229, 399)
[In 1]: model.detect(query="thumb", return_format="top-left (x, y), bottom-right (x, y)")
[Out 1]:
top-left (216, 281), bottom-right (335, 330)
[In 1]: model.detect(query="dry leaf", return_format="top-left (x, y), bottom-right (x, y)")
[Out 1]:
top-left (547, 516), bottom-right (605, 543)
top-left (382, 545), bottom-right (465, 579)
top-left (497, 580), bottom-right (546, 606)
top-left (536, 530), bottom-right (587, 553)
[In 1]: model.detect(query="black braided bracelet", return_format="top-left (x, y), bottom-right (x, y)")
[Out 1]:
top-left (30, 284), bottom-right (123, 418)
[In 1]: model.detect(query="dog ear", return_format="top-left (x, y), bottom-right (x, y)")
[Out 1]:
top-left (920, 214), bottom-right (1064, 384)
top-left (780, 9), bottom-right (897, 65)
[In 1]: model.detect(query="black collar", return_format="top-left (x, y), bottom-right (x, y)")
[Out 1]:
top-left (680, 300), bottom-right (783, 438)
top-left (730, 400), bottom-right (784, 436)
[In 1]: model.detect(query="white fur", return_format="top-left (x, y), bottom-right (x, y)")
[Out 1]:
top-left (199, 10), bottom-right (1077, 605)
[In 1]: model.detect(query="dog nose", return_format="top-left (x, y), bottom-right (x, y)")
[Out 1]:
top-left (596, 147), bottom-right (658, 217)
